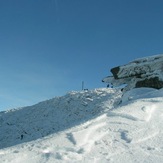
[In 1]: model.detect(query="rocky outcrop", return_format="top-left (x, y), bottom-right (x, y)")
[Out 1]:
top-left (135, 77), bottom-right (163, 89)
top-left (102, 54), bottom-right (163, 91)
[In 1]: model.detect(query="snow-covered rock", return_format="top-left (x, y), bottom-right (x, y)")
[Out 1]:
top-left (103, 54), bottom-right (163, 90)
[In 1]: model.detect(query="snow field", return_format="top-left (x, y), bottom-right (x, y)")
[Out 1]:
top-left (0, 88), bottom-right (163, 162)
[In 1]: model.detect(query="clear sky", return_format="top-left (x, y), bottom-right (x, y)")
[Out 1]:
top-left (0, 0), bottom-right (163, 111)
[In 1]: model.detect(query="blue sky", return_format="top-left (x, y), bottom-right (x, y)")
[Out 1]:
top-left (0, 0), bottom-right (163, 111)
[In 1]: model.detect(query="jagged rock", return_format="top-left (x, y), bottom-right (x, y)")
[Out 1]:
top-left (102, 54), bottom-right (163, 91)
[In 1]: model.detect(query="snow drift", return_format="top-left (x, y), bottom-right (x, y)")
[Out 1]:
top-left (1, 87), bottom-right (163, 163)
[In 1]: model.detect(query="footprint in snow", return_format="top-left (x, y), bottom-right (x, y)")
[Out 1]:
top-left (118, 129), bottom-right (132, 143)
top-left (141, 105), bottom-right (155, 122)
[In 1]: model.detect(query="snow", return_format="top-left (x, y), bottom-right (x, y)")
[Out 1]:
top-left (117, 54), bottom-right (163, 79)
top-left (102, 54), bottom-right (163, 91)
top-left (0, 87), bottom-right (163, 163)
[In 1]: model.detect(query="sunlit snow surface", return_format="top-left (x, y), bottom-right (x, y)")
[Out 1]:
top-left (1, 88), bottom-right (163, 163)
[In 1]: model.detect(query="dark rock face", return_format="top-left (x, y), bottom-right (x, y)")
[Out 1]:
top-left (111, 66), bottom-right (120, 79)
top-left (102, 54), bottom-right (163, 91)
top-left (135, 77), bottom-right (163, 89)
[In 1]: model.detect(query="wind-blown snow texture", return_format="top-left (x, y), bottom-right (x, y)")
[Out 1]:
top-left (1, 88), bottom-right (163, 163)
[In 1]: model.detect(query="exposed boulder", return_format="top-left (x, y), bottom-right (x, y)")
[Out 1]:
top-left (102, 54), bottom-right (163, 91)
top-left (135, 77), bottom-right (163, 89)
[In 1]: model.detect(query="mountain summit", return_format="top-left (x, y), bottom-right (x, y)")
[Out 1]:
top-left (103, 54), bottom-right (163, 91)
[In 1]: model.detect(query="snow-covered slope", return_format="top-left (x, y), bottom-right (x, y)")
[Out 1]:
top-left (1, 88), bottom-right (163, 163)
top-left (0, 88), bottom-right (122, 149)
